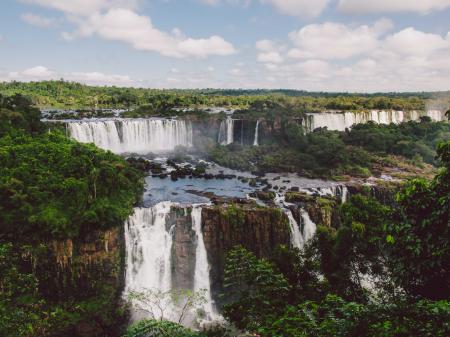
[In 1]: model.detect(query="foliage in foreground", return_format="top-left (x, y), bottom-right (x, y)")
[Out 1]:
top-left (124, 319), bottom-right (201, 337)
top-left (221, 141), bottom-right (450, 336)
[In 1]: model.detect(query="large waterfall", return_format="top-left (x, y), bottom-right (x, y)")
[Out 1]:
top-left (68, 118), bottom-right (193, 154)
top-left (218, 117), bottom-right (234, 145)
top-left (124, 203), bottom-right (175, 320)
top-left (303, 110), bottom-right (446, 132)
top-left (124, 202), bottom-right (217, 326)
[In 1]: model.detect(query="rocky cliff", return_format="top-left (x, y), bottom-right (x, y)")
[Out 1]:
top-left (200, 203), bottom-right (291, 297)
top-left (32, 228), bottom-right (125, 337)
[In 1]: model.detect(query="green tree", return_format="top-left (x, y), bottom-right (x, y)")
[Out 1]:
top-left (222, 246), bottom-right (290, 331)
top-left (387, 141), bottom-right (450, 300)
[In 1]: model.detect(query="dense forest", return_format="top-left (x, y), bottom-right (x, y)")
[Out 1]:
top-left (0, 94), bottom-right (143, 336)
top-left (1, 80), bottom-right (448, 112)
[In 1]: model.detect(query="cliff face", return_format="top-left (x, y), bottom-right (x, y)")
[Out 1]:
top-left (200, 204), bottom-right (291, 296)
top-left (33, 228), bottom-right (124, 336)
top-left (168, 207), bottom-right (196, 290)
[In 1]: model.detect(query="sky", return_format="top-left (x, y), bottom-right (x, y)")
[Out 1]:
top-left (0, 0), bottom-right (450, 92)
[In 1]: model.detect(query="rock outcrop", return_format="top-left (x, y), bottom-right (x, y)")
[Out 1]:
top-left (168, 207), bottom-right (196, 290)
top-left (200, 203), bottom-right (291, 297)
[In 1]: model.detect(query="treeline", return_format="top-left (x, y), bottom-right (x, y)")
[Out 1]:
top-left (1, 80), bottom-right (446, 112)
top-left (0, 94), bottom-right (143, 336)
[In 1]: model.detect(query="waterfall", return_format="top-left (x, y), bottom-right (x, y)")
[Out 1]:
top-left (253, 120), bottom-right (260, 146)
top-left (124, 202), bottom-right (219, 326)
top-left (191, 205), bottom-right (218, 323)
top-left (300, 209), bottom-right (316, 242)
top-left (68, 118), bottom-right (193, 154)
top-left (218, 117), bottom-right (234, 145)
top-left (275, 194), bottom-right (303, 248)
top-left (427, 109), bottom-right (445, 121)
top-left (286, 209), bottom-right (303, 249)
top-left (341, 186), bottom-right (348, 204)
top-left (124, 202), bottom-right (176, 320)
top-left (303, 109), bottom-right (446, 132)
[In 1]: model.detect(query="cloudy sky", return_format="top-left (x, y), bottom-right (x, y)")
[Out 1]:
top-left (1, 0), bottom-right (450, 91)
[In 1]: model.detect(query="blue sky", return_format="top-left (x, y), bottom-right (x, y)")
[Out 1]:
top-left (0, 0), bottom-right (450, 91)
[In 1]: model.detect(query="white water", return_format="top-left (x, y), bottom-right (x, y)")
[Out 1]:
top-left (253, 120), bottom-right (260, 146)
top-left (68, 118), bottom-right (193, 154)
top-left (124, 202), bottom-right (176, 320)
top-left (303, 110), bottom-right (445, 132)
top-left (300, 209), bottom-right (317, 242)
top-left (218, 117), bottom-right (234, 145)
top-left (124, 202), bottom-right (218, 326)
top-left (191, 205), bottom-right (218, 324)
top-left (274, 194), bottom-right (303, 248)
top-left (286, 208), bottom-right (304, 249)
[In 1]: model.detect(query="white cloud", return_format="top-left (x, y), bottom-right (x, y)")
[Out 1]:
top-left (257, 51), bottom-right (283, 63)
top-left (5, 66), bottom-right (138, 86)
top-left (248, 20), bottom-right (450, 92)
top-left (20, 66), bottom-right (55, 78)
top-left (198, 0), bottom-right (251, 6)
top-left (383, 28), bottom-right (450, 56)
top-left (69, 9), bottom-right (235, 58)
top-left (338, 0), bottom-right (450, 14)
top-left (25, 2), bottom-right (236, 59)
top-left (256, 39), bottom-right (276, 52)
top-left (21, 13), bottom-right (57, 28)
top-left (295, 59), bottom-right (330, 78)
top-left (22, 0), bottom-right (140, 16)
top-left (288, 19), bottom-right (393, 60)
top-left (200, 0), bottom-right (329, 17)
top-left (261, 0), bottom-right (330, 18)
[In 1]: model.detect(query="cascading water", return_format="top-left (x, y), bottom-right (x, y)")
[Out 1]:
top-left (218, 117), bottom-right (234, 145)
top-left (124, 202), bottom-right (218, 326)
top-left (68, 118), bottom-right (193, 154)
top-left (124, 202), bottom-right (175, 320)
top-left (274, 194), bottom-right (303, 248)
top-left (253, 120), bottom-right (260, 146)
top-left (286, 208), bottom-right (304, 249)
top-left (303, 109), bottom-right (446, 132)
top-left (191, 205), bottom-right (218, 324)
top-left (300, 209), bottom-right (316, 242)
